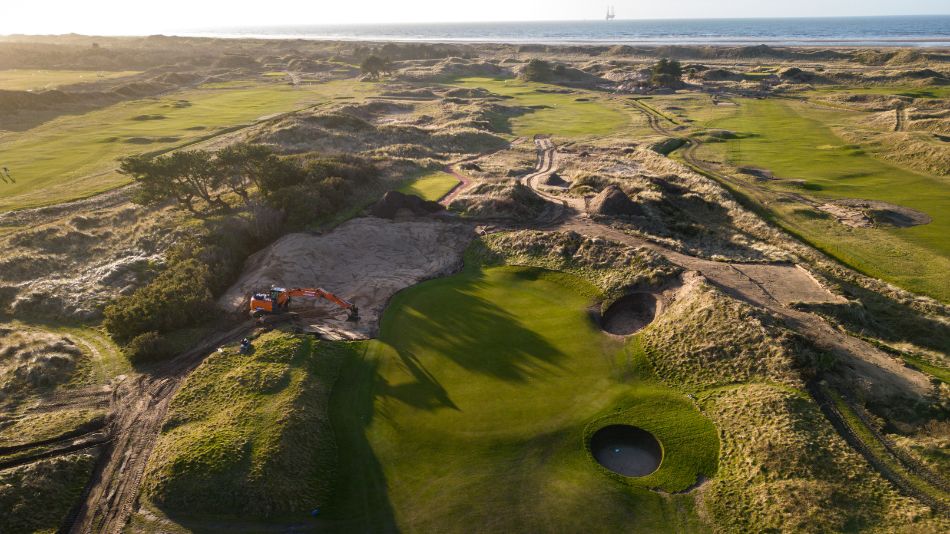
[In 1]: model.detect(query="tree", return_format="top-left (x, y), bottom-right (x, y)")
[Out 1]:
top-left (360, 55), bottom-right (390, 80)
top-left (651, 58), bottom-right (683, 88)
top-left (120, 151), bottom-right (227, 215)
top-left (521, 58), bottom-right (553, 82)
top-left (214, 143), bottom-right (299, 204)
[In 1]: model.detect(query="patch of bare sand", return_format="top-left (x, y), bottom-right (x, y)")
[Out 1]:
top-left (818, 199), bottom-right (931, 229)
top-left (219, 217), bottom-right (475, 339)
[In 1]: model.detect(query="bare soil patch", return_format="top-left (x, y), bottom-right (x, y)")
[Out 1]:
top-left (818, 199), bottom-right (931, 229)
top-left (219, 217), bottom-right (475, 338)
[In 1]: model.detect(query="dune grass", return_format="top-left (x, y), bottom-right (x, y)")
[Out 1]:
top-left (0, 79), bottom-right (372, 211)
top-left (397, 170), bottom-right (459, 202)
top-left (142, 332), bottom-right (351, 520)
top-left (452, 77), bottom-right (629, 138)
top-left (697, 97), bottom-right (950, 301)
top-left (0, 453), bottom-right (97, 534)
top-left (0, 69), bottom-right (140, 91)
top-left (0, 408), bottom-right (105, 449)
top-left (326, 265), bottom-right (718, 532)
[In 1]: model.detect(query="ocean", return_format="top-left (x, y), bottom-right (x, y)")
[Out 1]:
top-left (182, 16), bottom-right (950, 47)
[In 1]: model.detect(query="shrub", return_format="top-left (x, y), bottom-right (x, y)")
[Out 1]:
top-left (103, 258), bottom-right (214, 343)
top-left (123, 331), bottom-right (173, 364)
top-left (521, 58), bottom-right (553, 82)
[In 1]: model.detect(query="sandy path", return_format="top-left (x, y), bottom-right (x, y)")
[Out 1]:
top-left (439, 166), bottom-right (472, 207)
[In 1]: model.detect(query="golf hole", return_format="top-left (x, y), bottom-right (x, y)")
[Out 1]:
top-left (601, 293), bottom-right (659, 336)
top-left (590, 425), bottom-right (662, 477)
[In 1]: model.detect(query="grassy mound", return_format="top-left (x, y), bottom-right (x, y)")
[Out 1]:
top-left (641, 280), bottom-right (815, 390)
top-left (327, 264), bottom-right (718, 531)
top-left (701, 384), bottom-right (945, 532)
top-left (142, 331), bottom-right (352, 519)
top-left (0, 453), bottom-right (97, 534)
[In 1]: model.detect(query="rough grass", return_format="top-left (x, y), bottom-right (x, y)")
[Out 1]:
top-left (142, 331), bottom-right (351, 520)
top-left (326, 264), bottom-right (718, 532)
top-left (0, 408), bottom-right (105, 448)
top-left (0, 69), bottom-right (140, 90)
top-left (701, 384), bottom-right (944, 533)
top-left (641, 280), bottom-right (810, 391)
top-left (397, 170), bottom-right (459, 202)
top-left (451, 77), bottom-right (629, 138)
top-left (0, 79), bottom-right (373, 211)
top-left (0, 452), bottom-right (97, 534)
top-left (697, 97), bottom-right (950, 301)
top-left (827, 388), bottom-right (950, 507)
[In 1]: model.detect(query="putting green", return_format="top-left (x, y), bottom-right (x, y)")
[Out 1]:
top-left (328, 265), bottom-right (718, 532)
top-left (398, 170), bottom-right (459, 202)
top-left (452, 77), bottom-right (630, 138)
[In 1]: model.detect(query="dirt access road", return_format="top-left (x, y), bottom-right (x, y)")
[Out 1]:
top-left (519, 136), bottom-right (933, 402)
top-left (66, 322), bottom-right (252, 534)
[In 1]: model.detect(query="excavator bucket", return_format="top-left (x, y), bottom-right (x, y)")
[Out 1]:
top-left (347, 307), bottom-right (360, 322)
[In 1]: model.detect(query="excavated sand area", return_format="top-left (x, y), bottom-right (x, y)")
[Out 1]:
top-left (220, 217), bottom-right (476, 339)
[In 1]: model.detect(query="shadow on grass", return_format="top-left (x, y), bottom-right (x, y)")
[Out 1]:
top-left (796, 277), bottom-right (950, 356)
top-left (325, 349), bottom-right (399, 532)
top-left (385, 269), bottom-right (566, 386)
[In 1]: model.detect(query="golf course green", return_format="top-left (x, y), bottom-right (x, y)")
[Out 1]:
top-left (398, 170), bottom-right (460, 202)
top-left (327, 265), bottom-right (719, 532)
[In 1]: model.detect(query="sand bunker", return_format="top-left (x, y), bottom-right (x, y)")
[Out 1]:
top-left (220, 217), bottom-right (475, 339)
top-left (602, 293), bottom-right (660, 336)
top-left (590, 425), bottom-right (662, 477)
top-left (818, 199), bottom-right (931, 229)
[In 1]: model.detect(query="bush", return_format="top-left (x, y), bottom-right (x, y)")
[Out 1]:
top-left (521, 58), bottom-right (553, 82)
top-left (123, 331), bottom-right (173, 364)
top-left (103, 258), bottom-right (214, 343)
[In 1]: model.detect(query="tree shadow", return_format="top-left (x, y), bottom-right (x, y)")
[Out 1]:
top-left (384, 271), bottom-right (567, 387)
top-left (323, 350), bottom-right (400, 532)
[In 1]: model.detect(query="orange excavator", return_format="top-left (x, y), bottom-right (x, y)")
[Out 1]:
top-left (249, 286), bottom-right (359, 322)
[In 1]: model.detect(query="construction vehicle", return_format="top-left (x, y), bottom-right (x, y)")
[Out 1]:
top-left (249, 287), bottom-right (359, 322)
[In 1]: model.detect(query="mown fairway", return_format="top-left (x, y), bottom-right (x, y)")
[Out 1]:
top-left (0, 69), bottom-right (140, 90)
top-left (697, 98), bottom-right (950, 301)
top-left (398, 170), bottom-right (460, 201)
top-left (452, 77), bottom-right (630, 138)
top-left (328, 266), bottom-right (718, 532)
top-left (0, 80), bottom-right (372, 211)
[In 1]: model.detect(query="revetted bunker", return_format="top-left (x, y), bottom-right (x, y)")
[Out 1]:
top-left (590, 425), bottom-right (662, 477)
top-left (601, 292), bottom-right (659, 336)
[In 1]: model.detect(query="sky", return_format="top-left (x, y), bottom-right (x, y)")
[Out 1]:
top-left (2, 0), bottom-right (949, 35)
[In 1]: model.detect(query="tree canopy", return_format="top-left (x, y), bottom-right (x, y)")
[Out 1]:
top-left (360, 55), bottom-right (391, 80)
top-left (651, 58), bottom-right (683, 87)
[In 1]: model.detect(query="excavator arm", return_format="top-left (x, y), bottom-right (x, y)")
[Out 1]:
top-left (287, 288), bottom-right (357, 310)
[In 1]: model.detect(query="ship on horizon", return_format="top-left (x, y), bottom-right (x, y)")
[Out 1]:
top-left (606, 6), bottom-right (616, 20)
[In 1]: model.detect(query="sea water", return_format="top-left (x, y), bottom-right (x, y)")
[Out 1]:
top-left (183, 16), bottom-right (950, 47)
